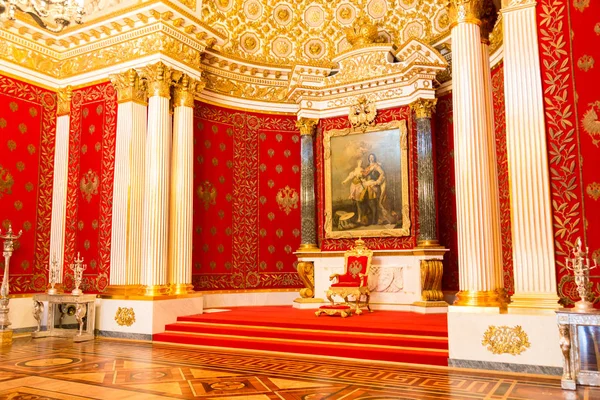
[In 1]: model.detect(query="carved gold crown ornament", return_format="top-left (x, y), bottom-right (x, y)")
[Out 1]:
top-left (344, 12), bottom-right (383, 49)
top-left (0, 0), bottom-right (84, 32)
top-left (565, 237), bottom-right (597, 312)
top-left (349, 96), bottom-right (377, 131)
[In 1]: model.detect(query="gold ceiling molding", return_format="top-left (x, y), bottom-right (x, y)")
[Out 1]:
top-left (201, 0), bottom-right (450, 66)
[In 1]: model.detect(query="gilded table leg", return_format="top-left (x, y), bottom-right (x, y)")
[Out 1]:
top-left (558, 323), bottom-right (576, 390)
top-left (75, 304), bottom-right (87, 336)
top-left (32, 300), bottom-right (44, 332)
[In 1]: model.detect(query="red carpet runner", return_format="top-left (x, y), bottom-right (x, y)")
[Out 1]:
top-left (153, 306), bottom-right (449, 366)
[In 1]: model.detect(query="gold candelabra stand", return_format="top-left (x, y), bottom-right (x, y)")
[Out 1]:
top-left (69, 252), bottom-right (86, 296)
top-left (46, 253), bottom-right (59, 295)
top-left (566, 237), bottom-right (597, 312)
top-left (0, 225), bottom-right (22, 331)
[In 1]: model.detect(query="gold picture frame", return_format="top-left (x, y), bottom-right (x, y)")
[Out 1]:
top-left (324, 120), bottom-right (411, 239)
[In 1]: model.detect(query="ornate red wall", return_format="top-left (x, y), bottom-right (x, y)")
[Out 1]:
top-left (192, 102), bottom-right (303, 290)
top-left (537, 0), bottom-right (600, 305)
top-left (0, 75), bottom-right (56, 293)
top-left (317, 106), bottom-right (417, 251)
top-left (63, 82), bottom-right (117, 293)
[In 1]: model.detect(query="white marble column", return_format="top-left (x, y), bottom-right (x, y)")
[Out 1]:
top-left (140, 62), bottom-right (181, 296)
top-left (107, 69), bottom-right (147, 294)
top-left (502, 0), bottom-right (559, 309)
top-left (49, 86), bottom-right (72, 286)
top-left (168, 76), bottom-right (203, 295)
top-left (449, 0), bottom-right (505, 307)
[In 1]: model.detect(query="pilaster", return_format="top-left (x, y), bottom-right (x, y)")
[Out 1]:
top-left (296, 118), bottom-right (319, 252)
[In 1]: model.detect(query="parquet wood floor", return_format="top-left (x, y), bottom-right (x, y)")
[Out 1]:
top-left (0, 337), bottom-right (597, 399)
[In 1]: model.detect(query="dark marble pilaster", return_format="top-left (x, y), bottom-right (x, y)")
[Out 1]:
top-left (296, 118), bottom-right (319, 251)
top-left (411, 99), bottom-right (439, 247)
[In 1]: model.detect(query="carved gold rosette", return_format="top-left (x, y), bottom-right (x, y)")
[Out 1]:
top-left (481, 325), bottom-right (531, 355)
top-left (411, 98), bottom-right (437, 119)
top-left (114, 307), bottom-right (136, 326)
top-left (57, 86), bottom-right (73, 116)
top-left (296, 118), bottom-right (319, 136)
top-left (110, 69), bottom-right (148, 105)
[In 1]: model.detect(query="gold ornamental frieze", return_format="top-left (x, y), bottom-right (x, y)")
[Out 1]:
top-left (481, 325), bottom-right (531, 355)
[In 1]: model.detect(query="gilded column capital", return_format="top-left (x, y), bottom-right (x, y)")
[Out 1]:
top-left (173, 75), bottom-right (206, 108)
top-left (296, 118), bottom-right (319, 136)
top-left (57, 86), bottom-right (72, 116)
top-left (448, 0), bottom-right (485, 28)
top-left (411, 98), bottom-right (437, 119)
top-left (501, 0), bottom-right (536, 9)
top-left (139, 62), bottom-right (183, 99)
top-left (110, 69), bottom-right (148, 105)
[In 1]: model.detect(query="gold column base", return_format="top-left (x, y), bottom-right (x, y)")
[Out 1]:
top-left (509, 292), bottom-right (560, 310)
top-left (103, 285), bottom-right (145, 296)
top-left (297, 244), bottom-right (321, 252)
top-left (413, 300), bottom-right (448, 308)
top-left (169, 283), bottom-right (195, 295)
top-left (416, 240), bottom-right (443, 248)
top-left (453, 290), bottom-right (507, 307)
top-left (0, 330), bottom-right (12, 346)
top-left (294, 298), bottom-right (325, 304)
top-left (140, 285), bottom-right (171, 296)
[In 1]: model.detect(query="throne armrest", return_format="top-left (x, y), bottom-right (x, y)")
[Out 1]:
top-left (329, 273), bottom-right (340, 283)
top-left (359, 273), bottom-right (368, 287)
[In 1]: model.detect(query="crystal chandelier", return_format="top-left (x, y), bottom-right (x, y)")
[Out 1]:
top-left (0, 0), bottom-right (84, 32)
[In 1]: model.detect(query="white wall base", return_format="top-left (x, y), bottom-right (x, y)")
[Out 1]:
top-left (202, 291), bottom-right (298, 308)
top-left (6, 297), bottom-right (39, 332)
top-left (448, 305), bottom-right (562, 367)
top-left (95, 296), bottom-right (204, 338)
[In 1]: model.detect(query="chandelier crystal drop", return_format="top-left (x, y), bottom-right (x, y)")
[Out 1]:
top-left (0, 0), bottom-right (84, 32)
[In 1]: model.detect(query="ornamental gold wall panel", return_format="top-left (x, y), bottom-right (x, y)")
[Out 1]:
top-left (191, 102), bottom-right (302, 290)
top-left (63, 82), bottom-right (117, 293)
top-left (0, 74), bottom-right (56, 293)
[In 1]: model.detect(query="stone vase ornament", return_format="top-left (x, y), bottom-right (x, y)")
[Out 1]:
top-left (70, 252), bottom-right (87, 296)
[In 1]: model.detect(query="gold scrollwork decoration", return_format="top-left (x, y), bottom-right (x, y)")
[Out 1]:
top-left (297, 261), bottom-right (315, 298)
top-left (482, 325), bottom-right (531, 355)
top-left (420, 259), bottom-right (444, 301)
top-left (275, 185), bottom-right (299, 215)
top-left (115, 307), bottom-right (136, 326)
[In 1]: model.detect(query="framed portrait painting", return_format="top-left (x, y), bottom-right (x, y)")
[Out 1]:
top-left (323, 120), bottom-right (410, 238)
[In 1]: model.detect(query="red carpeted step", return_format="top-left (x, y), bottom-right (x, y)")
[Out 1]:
top-left (177, 306), bottom-right (448, 337)
top-left (163, 321), bottom-right (448, 350)
top-left (153, 331), bottom-right (448, 366)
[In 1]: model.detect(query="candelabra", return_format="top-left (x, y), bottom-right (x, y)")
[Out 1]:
top-left (565, 237), bottom-right (597, 312)
top-left (47, 253), bottom-right (59, 295)
top-left (69, 252), bottom-right (86, 296)
top-left (0, 225), bottom-right (22, 331)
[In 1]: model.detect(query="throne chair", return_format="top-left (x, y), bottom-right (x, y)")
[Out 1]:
top-left (316, 238), bottom-right (373, 317)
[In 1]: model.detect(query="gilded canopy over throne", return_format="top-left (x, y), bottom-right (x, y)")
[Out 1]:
top-left (319, 238), bottom-right (373, 316)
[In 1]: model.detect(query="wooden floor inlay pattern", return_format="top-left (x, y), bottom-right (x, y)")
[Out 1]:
top-left (0, 338), bottom-right (597, 399)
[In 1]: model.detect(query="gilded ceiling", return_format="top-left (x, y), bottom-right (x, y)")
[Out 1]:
top-left (202, 0), bottom-right (451, 66)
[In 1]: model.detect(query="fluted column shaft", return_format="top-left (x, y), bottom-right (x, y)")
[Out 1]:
top-left (502, 0), bottom-right (559, 309)
top-left (108, 69), bottom-right (147, 290)
top-left (168, 76), bottom-right (203, 295)
top-left (296, 118), bottom-right (319, 251)
top-left (411, 99), bottom-right (439, 247)
top-left (49, 87), bottom-right (72, 285)
top-left (140, 62), bottom-right (180, 296)
top-left (449, 1), bottom-right (504, 306)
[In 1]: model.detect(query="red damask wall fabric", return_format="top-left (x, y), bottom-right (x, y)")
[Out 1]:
top-left (317, 106), bottom-right (417, 251)
top-left (0, 75), bottom-right (56, 293)
top-left (63, 82), bottom-right (117, 293)
top-left (192, 102), bottom-right (303, 290)
top-left (537, 0), bottom-right (599, 305)
top-left (491, 63), bottom-right (514, 295)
